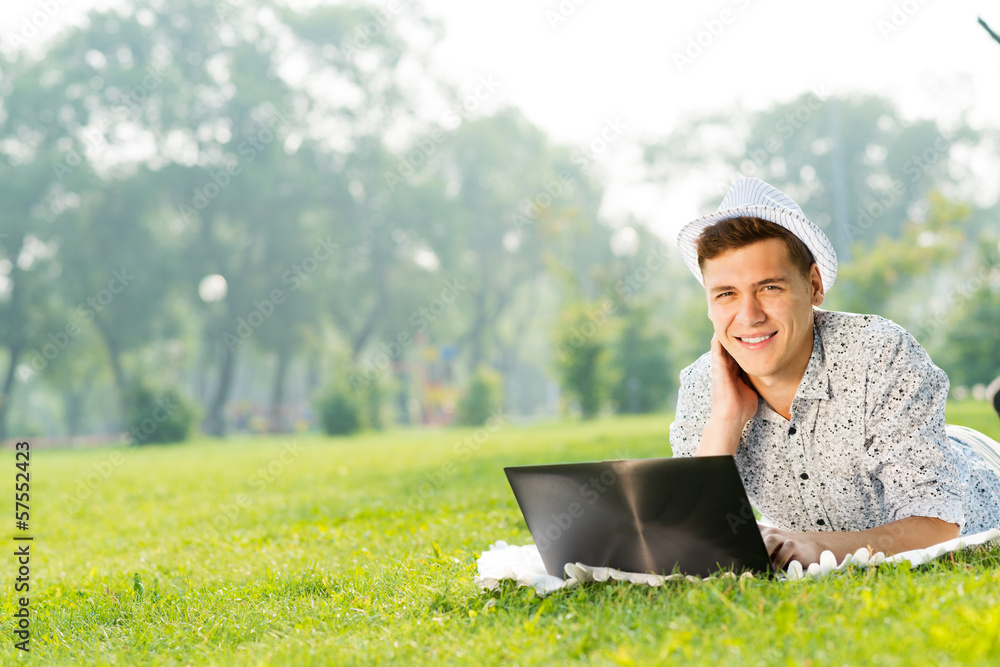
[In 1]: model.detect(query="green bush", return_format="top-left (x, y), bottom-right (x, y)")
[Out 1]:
top-left (610, 306), bottom-right (675, 414)
top-left (124, 381), bottom-right (199, 445)
top-left (361, 374), bottom-right (393, 430)
top-left (316, 382), bottom-right (362, 436)
top-left (552, 301), bottom-right (618, 419)
top-left (455, 365), bottom-right (504, 426)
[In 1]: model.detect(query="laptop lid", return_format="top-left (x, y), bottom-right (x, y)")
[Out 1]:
top-left (504, 456), bottom-right (774, 579)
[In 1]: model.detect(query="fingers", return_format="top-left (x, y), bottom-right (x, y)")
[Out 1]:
top-left (709, 335), bottom-right (728, 379)
top-left (762, 530), bottom-right (797, 569)
top-left (711, 333), bottom-right (729, 361)
top-left (710, 333), bottom-right (723, 363)
top-left (709, 332), bottom-right (758, 427)
top-left (763, 533), bottom-right (825, 570)
top-left (762, 532), bottom-right (783, 555)
top-left (770, 543), bottom-right (795, 570)
top-left (711, 334), bottom-right (737, 375)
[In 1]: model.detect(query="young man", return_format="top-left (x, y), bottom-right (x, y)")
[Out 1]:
top-left (670, 177), bottom-right (1000, 569)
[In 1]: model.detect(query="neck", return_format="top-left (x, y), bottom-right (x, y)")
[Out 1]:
top-left (748, 327), bottom-right (815, 421)
top-left (752, 382), bottom-right (798, 421)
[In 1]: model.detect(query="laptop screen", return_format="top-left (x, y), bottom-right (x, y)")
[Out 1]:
top-left (504, 456), bottom-right (774, 578)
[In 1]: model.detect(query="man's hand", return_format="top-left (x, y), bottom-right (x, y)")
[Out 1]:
top-left (759, 516), bottom-right (960, 569)
top-left (695, 335), bottom-right (759, 456)
top-left (709, 334), bottom-right (759, 426)
top-left (759, 525), bottom-right (828, 569)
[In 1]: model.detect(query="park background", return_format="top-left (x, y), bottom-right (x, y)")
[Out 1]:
top-left (2, 0), bottom-right (1000, 443)
top-left (3, 2), bottom-right (1000, 665)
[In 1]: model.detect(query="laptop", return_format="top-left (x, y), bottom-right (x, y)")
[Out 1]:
top-left (504, 456), bottom-right (774, 578)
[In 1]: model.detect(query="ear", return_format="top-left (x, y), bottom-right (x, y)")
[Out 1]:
top-left (809, 264), bottom-right (824, 305)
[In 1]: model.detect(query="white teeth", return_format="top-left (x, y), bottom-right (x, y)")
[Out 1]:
top-left (740, 334), bottom-right (773, 344)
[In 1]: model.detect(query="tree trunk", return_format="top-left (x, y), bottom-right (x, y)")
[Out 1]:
top-left (0, 344), bottom-right (22, 442)
top-left (494, 285), bottom-right (537, 376)
top-left (63, 388), bottom-right (85, 443)
top-left (0, 236), bottom-right (27, 443)
top-left (305, 353), bottom-right (319, 396)
top-left (463, 268), bottom-right (521, 371)
top-left (269, 347), bottom-right (291, 433)
top-left (348, 260), bottom-right (389, 362)
top-left (204, 342), bottom-right (237, 436)
top-left (93, 318), bottom-right (128, 420)
top-left (62, 365), bottom-right (99, 441)
top-left (466, 306), bottom-right (487, 370)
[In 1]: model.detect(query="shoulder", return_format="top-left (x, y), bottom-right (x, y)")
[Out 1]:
top-left (675, 350), bottom-right (713, 418)
top-left (679, 350), bottom-right (712, 389)
top-left (672, 350), bottom-right (712, 453)
top-left (816, 309), bottom-right (908, 343)
top-left (815, 309), bottom-right (919, 358)
top-left (817, 309), bottom-right (945, 383)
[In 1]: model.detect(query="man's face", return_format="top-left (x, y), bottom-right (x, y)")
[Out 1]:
top-left (701, 237), bottom-right (823, 388)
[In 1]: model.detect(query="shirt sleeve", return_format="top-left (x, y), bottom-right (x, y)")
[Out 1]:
top-left (863, 324), bottom-right (965, 530)
top-left (669, 354), bottom-right (712, 458)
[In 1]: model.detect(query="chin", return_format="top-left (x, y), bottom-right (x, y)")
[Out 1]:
top-left (732, 356), bottom-right (774, 380)
top-left (739, 364), bottom-right (769, 380)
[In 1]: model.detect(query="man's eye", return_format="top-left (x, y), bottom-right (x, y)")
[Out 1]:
top-left (716, 291), bottom-right (734, 298)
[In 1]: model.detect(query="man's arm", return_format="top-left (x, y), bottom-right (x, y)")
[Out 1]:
top-left (760, 516), bottom-right (960, 568)
top-left (695, 334), bottom-right (758, 456)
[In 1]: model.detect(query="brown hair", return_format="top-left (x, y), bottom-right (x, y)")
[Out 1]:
top-left (696, 216), bottom-right (816, 280)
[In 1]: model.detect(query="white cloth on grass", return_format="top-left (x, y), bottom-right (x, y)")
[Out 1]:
top-left (474, 528), bottom-right (1000, 595)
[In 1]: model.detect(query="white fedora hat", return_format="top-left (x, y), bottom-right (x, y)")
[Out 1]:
top-left (675, 177), bottom-right (838, 292)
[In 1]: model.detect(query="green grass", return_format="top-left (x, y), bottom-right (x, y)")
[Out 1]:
top-left (3, 403), bottom-right (1000, 665)
top-left (946, 399), bottom-right (1000, 439)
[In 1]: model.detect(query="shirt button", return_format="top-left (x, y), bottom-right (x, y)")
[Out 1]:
top-left (817, 519), bottom-right (826, 526)
top-left (800, 473), bottom-right (809, 480)
top-left (788, 426), bottom-right (797, 435)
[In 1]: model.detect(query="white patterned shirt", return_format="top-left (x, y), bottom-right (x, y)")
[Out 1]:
top-left (670, 309), bottom-right (1000, 535)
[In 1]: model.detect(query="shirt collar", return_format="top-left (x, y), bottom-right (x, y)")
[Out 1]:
top-left (754, 310), bottom-right (832, 423)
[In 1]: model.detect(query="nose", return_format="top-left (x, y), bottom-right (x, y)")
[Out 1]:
top-left (735, 293), bottom-right (766, 327)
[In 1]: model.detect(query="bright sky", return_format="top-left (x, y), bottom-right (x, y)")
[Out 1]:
top-left (4, 0), bottom-right (999, 238)
top-left (418, 0), bottom-right (1000, 236)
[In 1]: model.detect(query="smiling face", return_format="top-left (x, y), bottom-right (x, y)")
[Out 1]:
top-left (702, 237), bottom-right (824, 391)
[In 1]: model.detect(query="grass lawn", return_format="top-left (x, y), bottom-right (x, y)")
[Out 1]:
top-left (3, 401), bottom-right (1000, 665)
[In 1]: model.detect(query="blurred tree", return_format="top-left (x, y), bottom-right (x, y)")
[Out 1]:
top-left (153, 0), bottom-right (429, 435)
top-left (664, 284), bottom-right (716, 383)
top-left (590, 225), bottom-right (695, 413)
top-left (552, 300), bottom-right (619, 419)
top-left (322, 138), bottom-right (452, 364)
top-left (1, 0), bottom-right (446, 436)
top-left (922, 232), bottom-right (1000, 387)
top-left (0, 208), bottom-right (59, 441)
top-left (52, 171), bottom-right (180, 414)
top-left (34, 322), bottom-right (111, 440)
top-left (315, 379), bottom-right (361, 436)
top-left (428, 108), bottom-right (608, 373)
top-left (123, 378), bottom-right (200, 445)
top-left (828, 192), bottom-right (968, 316)
top-left (608, 305), bottom-right (674, 414)
top-left (0, 15), bottom-right (108, 438)
top-left (644, 93), bottom-right (978, 261)
top-left (278, 1), bottom-right (446, 366)
top-left (455, 364), bottom-right (504, 426)
top-left (932, 279), bottom-right (1000, 387)
top-left (17, 4), bottom-right (995, 438)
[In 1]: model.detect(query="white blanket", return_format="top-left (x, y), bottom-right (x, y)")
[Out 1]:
top-left (475, 528), bottom-right (1000, 595)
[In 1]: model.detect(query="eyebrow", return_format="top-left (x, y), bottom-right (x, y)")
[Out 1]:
top-left (708, 277), bottom-right (789, 294)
